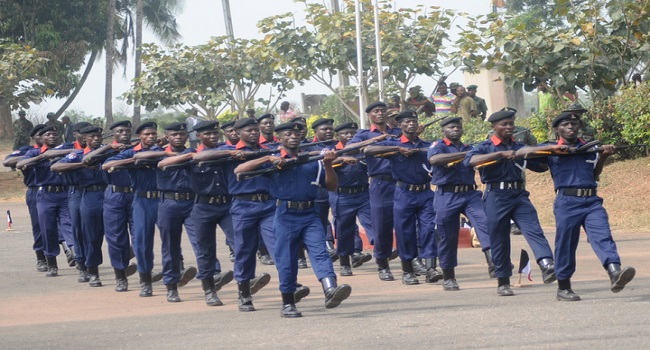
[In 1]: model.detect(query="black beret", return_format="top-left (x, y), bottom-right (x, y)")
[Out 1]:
top-left (72, 122), bottom-right (92, 132)
top-left (562, 103), bottom-right (588, 114)
top-left (395, 110), bottom-right (418, 123)
top-left (467, 85), bottom-right (478, 90)
top-left (30, 124), bottom-right (46, 137)
top-left (193, 120), bottom-right (219, 132)
top-left (275, 122), bottom-right (304, 133)
top-left (79, 125), bottom-right (103, 134)
top-left (233, 118), bottom-right (257, 130)
top-left (311, 118), bottom-right (334, 129)
top-left (135, 121), bottom-right (157, 134)
top-left (18, 110), bottom-right (26, 115)
top-left (220, 121), bottom-right (236, 130)
top-left (365, 101), bottom-right (387, 113)
top-left (440, 116), bottom-right (462, 127)
top-left (164, 122), bottom-right (187, 131)
top-left (37, 126), bottom-right (57, 136)
top-left (334, 122), bottom-right (358, 132)
top-left (552, 112), bottom-right (581, 127)
top-left (257, 114), bottom-right (275, 123)
top-left (487, 110), bottom-right (516, 123)
top-left (289, 116), bottom-right (307, 124)
top-left (109, 120), bottom-right (132, 130)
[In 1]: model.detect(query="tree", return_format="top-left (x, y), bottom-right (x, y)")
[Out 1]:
top-left (257, 0), bottom-right (459, 122)
top-left (124, 37), bottom-right (294, 119)
top-left (106, 0), bottom-right (117, 127)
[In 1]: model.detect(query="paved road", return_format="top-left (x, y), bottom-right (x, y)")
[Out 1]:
top-left (0, 200), bottom-right (648, 349)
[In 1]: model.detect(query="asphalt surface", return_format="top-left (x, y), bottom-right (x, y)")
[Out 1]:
top-left (0, 200), bottom-right (648, 349)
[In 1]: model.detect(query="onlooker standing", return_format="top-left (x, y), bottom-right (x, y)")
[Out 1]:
top-left (450, 86), bottom-right (478, 122)
top-left (278, 101), bottom-right (299, 124)
top-left (428, 82), bottom-right (455, 117)
top-left (185, 108), bottom-right (201, 148)
top-left (467, 85), bottom-right (488, 120)
top-left (13, 110), bottom-right (33, 150)
top-left (61, 116), bottom-right (75, 143)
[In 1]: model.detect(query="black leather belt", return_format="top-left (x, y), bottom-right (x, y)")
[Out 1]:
top-left (277, 200), bottom-right (314, 210)
top-left (83, 185), bottom-right (107, 192)
top-left (137, 190), bottom-right (159, 199)
top-left (196, 195), bottom-right (230, 205)
top-left (370, 174), bottom-right (396, 182)
top-left (39, 185), bottom-right (67, 193)
top-left (439, 184), bottom-right (477, 193)
top-left (234, 193), bottom-right (272, 202)
top-left (69, 185), bottom-right (80, 191)
top-left (396, 181), bottom-right (429, 192)
top-left (110, 185), bottom-right (134, 193)
top-left (337, 186), bottom-right (368, 194)
top-left (558, 188), bottom-right (597, 197)
top-left (486, 182), bottom-right (525, 191)
top-left (161, 191), bottom-right (195, 201)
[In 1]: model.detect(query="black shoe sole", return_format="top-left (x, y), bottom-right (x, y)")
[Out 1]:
top-left (294, 287), bottom-right (310, 303)
top-left (388, 250), bottom-right (399, 261)
top-left (178, 266), bottom-right (197, 287)
top-left (325, 285), bottom-right (351, 309)
top-left (612, 267), bottom-right (636, 293)
top-left (250, 273), bottom-right (271, 295)
top-left (125, 263), bottom-right (138, 277)
top-left (151, 272), bottom-right (163, 283)
top-left (214, 270), bottom-right (234, 292)
top-left (352, 254), bottom-right (372, 268)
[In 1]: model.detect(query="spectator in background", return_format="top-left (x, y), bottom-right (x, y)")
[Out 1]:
top-left (278, 101), bottom-right (299, 123)
top-left (428, 82), bottom-right (455, 117)
top-left (61, 116), bottom-right (75, 143)
top-left (185, 108), bottom-right (201, 148)
top-left (246, 109), bottom-right (256, 119)
top-left (449, 82), bottom-right (460, 96)
top-left (450, 86), bottom-right (477, 122)
top-left (13, 110), bottom-right (33, 150)
top-left (45, 112), bottom-right (65, 145)
top-left (467, 85), bottom-right (488, 120)
top-left (403, 86), bottom-right (436, 117)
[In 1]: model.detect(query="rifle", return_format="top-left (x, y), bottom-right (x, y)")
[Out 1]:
top-left (372, 147), bottom-right (429, 158)
top-left (195, 148), bottom-right (280, 168)
top-left (236, 139), bottom-right (380, 181)
top-left (107, 157), bottom-right (163, 173)
top-left (420, 115), bottom-right (447, 130)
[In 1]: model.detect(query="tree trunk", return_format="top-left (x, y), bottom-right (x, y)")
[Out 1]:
top-left (0, 97), bottom-right (13, 140)
top-left (105, 0), bottom-right (116, 128)
top-left (133, 0), bottom-right (143, 129)
top-left (54, 49), bottom-right (99, 118)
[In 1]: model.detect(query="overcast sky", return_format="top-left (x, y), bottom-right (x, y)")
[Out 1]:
top-left (36, 0), bottom-right (493, 118)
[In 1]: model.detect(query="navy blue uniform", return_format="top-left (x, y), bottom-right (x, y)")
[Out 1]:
top-left (542, 140), bottom-right (621, 280)
top-left (303, 139), bottom-right (336, 244)
top-left (269, 149), bottom-right (336, 294)
top-left (23, 145), bottom-right (73, 259)
top-left (379, 136), bottom-right (436, 262)
top-left (222, 141), bottom-right (276, 283)
top-left (188, 145), bottom-right (234, 281)
top-left (58, 142), bottom-right (85, 266)
top-left (59, 147), bottom-right (108, 269)
top-left (428, 138), bottom-right (490, 269)
top-left (156, 146), bottom-right (195, 285)
top-left (328, 142), bottom-right (373, 256)
top-left (349, 126), bottom-right (401, 260)
top-left (465, 135), bottom-right (554, 278)
top-left (105, 144), bottom-right (162, 273)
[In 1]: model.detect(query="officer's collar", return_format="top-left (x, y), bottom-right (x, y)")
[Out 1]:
top-left (490, 134), bottom-right (514, 146)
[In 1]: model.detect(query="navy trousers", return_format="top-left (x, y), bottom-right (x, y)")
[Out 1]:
top-left (157, 198), bottom-right (193, 285)
top-left (434, 190), bottom-right (490, 269)
top-left (329, 191), bottom-right (373, 256)
top-left (554, 194), bottom-right (620, 280)
top-left (36, 190), bottom-right (72, 258)
top-left (483, 189), bottom-right (554, 278)
top-left (68, 189), bottom-right (84, 263)
top-left (274, 203), bottom-right (336, 294)
top-left (80, 189), bottom-right (105, 269)
top-left (187, 202), bottom-right (233, 280)
top-left (393, 187), bottom-right (437, 262)
top-left (231, 199), bottom-right (276, 282)
top-left (26, 187), bottom-right (43, 252)
top-left (103, 189), bottom-right (134, 270)
top-left (131, 193), bottom-right (158, 273)
top-left (369, 179), bottom-right (396, 259)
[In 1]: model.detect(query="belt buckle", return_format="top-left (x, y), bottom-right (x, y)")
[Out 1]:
top-left (297, 202), bottom-right (305, 210)
top-left (255, 193), bottom-right (263, 202)
top-left (174, 193), bottom-right (180, 200)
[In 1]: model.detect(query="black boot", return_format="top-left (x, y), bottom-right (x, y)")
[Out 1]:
top-left (538, 258), bottom-right (557, 284)
top-left (401, 260), bottom-right (419, 285)
top-left (607, 263), bottom-right (635, 293)
top-left (484, 249), bottom-right (497, 278)
top-left (114, 268), bottom-right (128, 292)
top-left (36, 250), bottom-right (48, 272)
top-left (139, 272), bottom-right (153, 297)
top-left (45, 256), bottom-right (58, 277)
top-left (339, 255), bottom-right (352, 276)
top-left (166, 283), bottom-right (181, 302)
top-left (412, 258), bottom-right (428, 276)
top-left (201, 277), bottom-right (223, 306)
top-left (213, 270), bottom-right (234, 292)
top-left (424, 258), bottom-right (443, 283)
top-left (294, 283), bottom-right (311, 303)
top-left (281, 292), bottom-right (302, 318)
top-left (442, 268), bottom-right (460, 291)
top-left (77, 261), bottom-right (90, 283)
top-left (238, 281), bottom-right (255, 312)
top-left (497, 277), bottom-right (514, 296)
top-left (88, 266), bottom-right (102, 287)
top-left (326, 240), bottom-right (338, 262)
top-left (321, 276), bottom-right (351, 309)
top-left (250, 273), bottom-right (271, 295)
top-left (556, 279), bottom-right (580, 301)
top-left (376, 258), bottom-right (394, 281)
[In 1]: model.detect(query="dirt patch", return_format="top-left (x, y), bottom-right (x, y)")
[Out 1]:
top-left (0, 171), bottom-right (27, 201)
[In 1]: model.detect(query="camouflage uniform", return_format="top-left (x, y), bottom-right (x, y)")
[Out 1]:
top-left (13, 117), bottom-right (34, 150)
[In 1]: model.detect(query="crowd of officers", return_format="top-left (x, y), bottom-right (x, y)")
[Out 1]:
top-left (3, 101), bottom-right (636, 318)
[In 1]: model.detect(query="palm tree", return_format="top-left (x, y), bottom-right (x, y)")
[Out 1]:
top-left (106, 0), bottom-right (116, 127)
